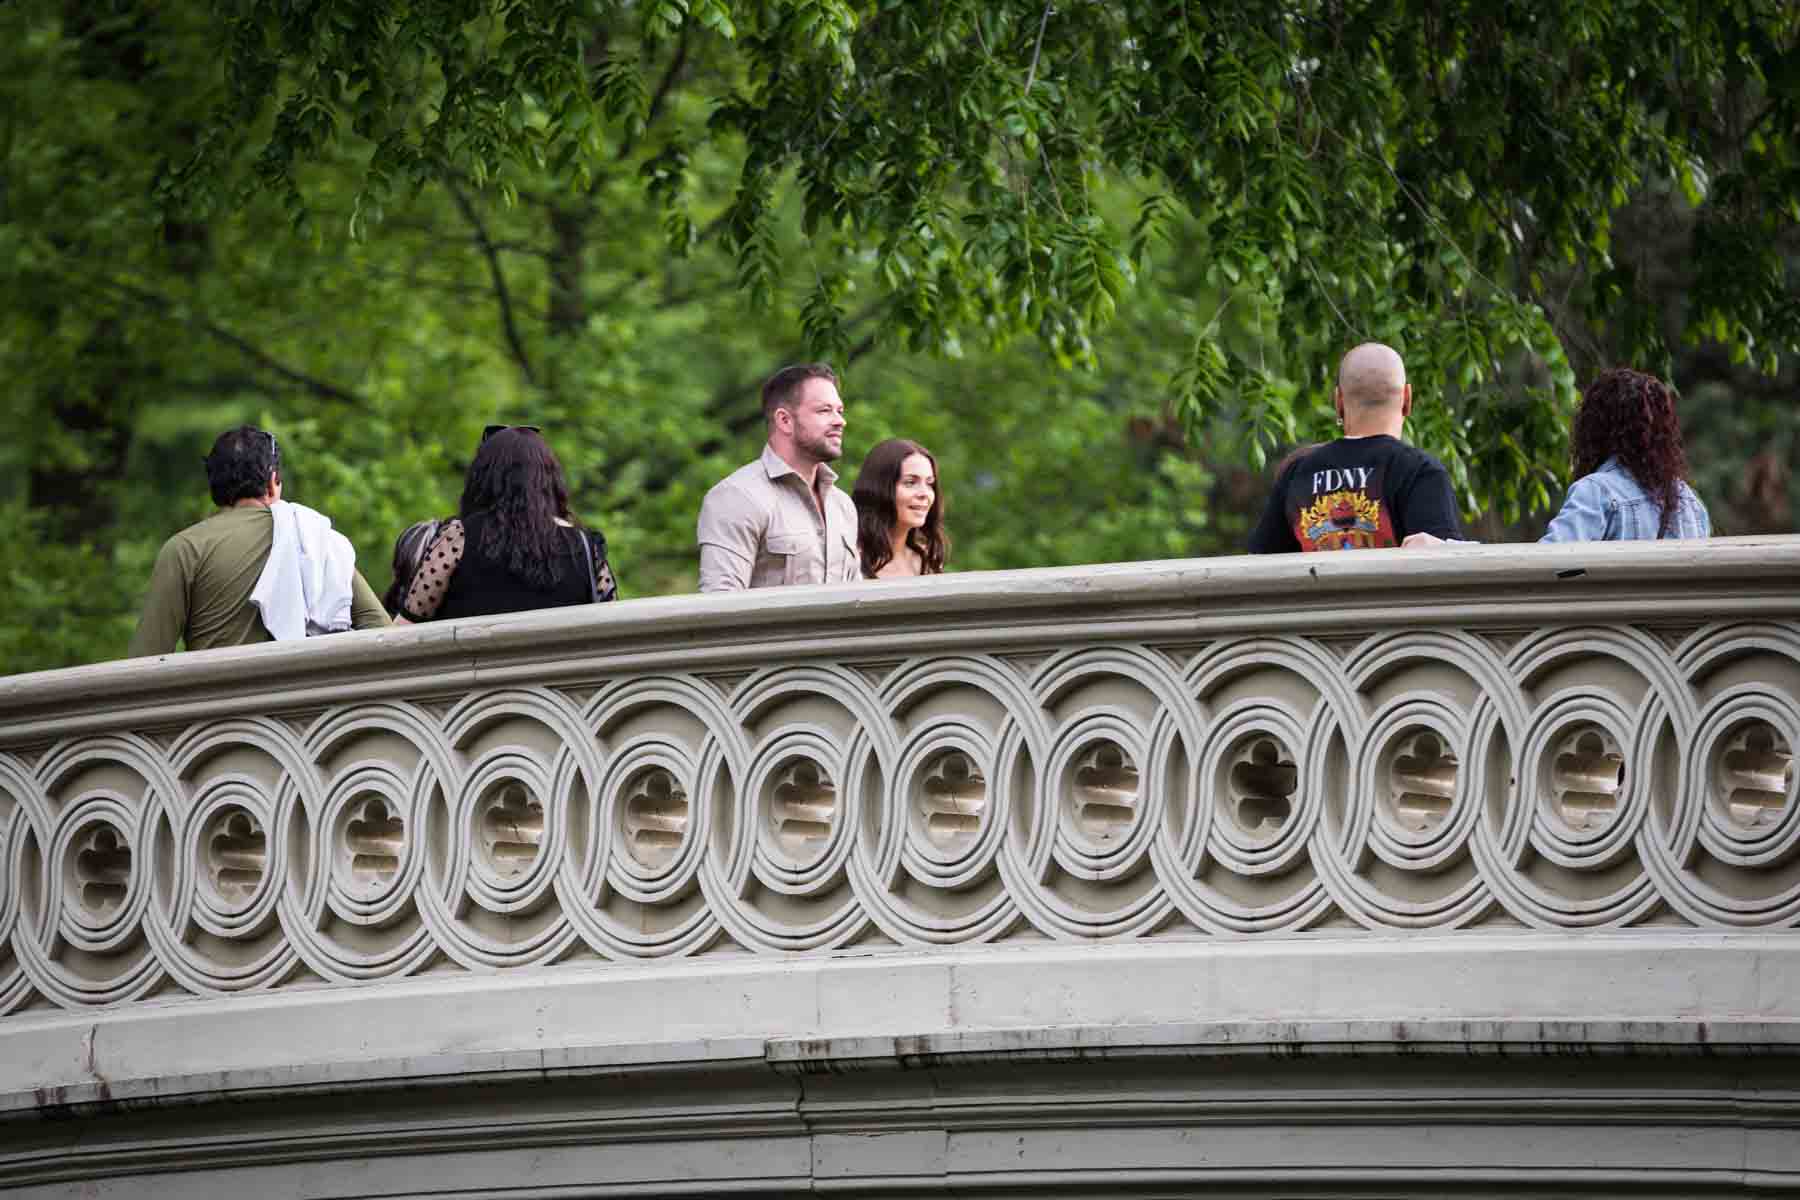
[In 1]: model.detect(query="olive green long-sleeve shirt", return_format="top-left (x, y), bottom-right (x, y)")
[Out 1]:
top-left (128, 505), bottom-right (388, 657)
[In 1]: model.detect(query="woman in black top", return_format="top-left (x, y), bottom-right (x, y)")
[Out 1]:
top-left (394, 427), bottom-right (617, 623)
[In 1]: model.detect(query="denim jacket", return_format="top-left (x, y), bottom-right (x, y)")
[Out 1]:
top-left (1540, 457), bottom-right (1710, 543)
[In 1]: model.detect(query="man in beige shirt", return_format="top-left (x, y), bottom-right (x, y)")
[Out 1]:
top-left (697, 363), bottom-right (863, 591)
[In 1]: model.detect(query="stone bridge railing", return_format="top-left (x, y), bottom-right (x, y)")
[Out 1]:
top-left (3, 538), bottom-right (1799, 1195)
top-left (3, 540), bottom-right (1796, 1019)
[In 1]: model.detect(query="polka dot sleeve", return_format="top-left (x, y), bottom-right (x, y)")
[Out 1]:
top-left (588, 532), bottom-right (619, 602)
top-left (399, 519), bottom-right (465, 621)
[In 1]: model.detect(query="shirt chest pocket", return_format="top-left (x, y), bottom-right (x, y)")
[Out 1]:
top-left (766, 530), bottom-right (813, 586)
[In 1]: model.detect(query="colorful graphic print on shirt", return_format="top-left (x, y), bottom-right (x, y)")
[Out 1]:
top-left (1293, 467), bottom-right (1397, 551)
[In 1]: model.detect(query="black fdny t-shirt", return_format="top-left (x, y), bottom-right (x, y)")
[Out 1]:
top-left (1247, 435), bottom-right (1462, 553)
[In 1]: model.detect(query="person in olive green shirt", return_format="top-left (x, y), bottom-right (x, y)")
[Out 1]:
top-left (129, 426), bottom-right (388, 657)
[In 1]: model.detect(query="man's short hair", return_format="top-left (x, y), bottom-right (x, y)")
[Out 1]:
top-left (204, 425), bottom-right (280, 507)
top-left (762, 363), bottom-right (837, 422)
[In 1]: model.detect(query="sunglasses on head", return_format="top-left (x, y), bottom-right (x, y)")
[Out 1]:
top-left (482, 424), bottom-right (543, 442)
top-left (204, 428), bottom-right (280, 473)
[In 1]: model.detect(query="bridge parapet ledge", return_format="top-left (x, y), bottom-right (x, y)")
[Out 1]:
top-left (1, 540), bottom-right (1798, 1116)
top-left (3, 543), bottom-right (1800, 1194)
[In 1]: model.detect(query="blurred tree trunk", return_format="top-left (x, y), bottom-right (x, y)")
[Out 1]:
top-left (28, 7), bottom-right (212, 542)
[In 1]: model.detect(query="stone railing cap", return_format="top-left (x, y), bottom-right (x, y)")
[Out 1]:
top-left (3, 535), bottom-right (1797, 740)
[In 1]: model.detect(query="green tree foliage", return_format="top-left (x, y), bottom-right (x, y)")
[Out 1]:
top-left (0, 1), bottom-right (1226, 673)
top-left (174, 0), bottom-right (1800, 514)
top-left (1, 0), bottom-right (1796, 675)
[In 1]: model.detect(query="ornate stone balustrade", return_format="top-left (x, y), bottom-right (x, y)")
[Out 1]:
top-left (2, 539), bottom-right (1799, 1196)
top-left (3, 539), bottom-right (1797, 1015)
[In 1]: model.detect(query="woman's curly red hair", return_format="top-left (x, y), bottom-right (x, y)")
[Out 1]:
top-left (1570, 368), bottom-right (1690, 537)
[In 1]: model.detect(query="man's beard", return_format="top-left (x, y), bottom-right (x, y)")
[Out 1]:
top-left (797, 430), bottom-right (842, 463)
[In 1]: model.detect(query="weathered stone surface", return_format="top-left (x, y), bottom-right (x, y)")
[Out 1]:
top-left (1, 538), bottom-right (1798, 1194)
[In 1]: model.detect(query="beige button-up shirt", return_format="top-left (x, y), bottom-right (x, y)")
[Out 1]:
top-left (697, 445), bottom-right (862, 591)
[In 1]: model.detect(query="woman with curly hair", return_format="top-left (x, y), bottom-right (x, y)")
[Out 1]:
top-left (852, 438), bottom-right (949, 578)
top-left (393, 426), bottom-right (617, 622)
top-left (1541, 368), bottom-right (1710, 542)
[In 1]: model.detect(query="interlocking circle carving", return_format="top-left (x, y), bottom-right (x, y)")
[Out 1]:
top-left (2, 617), bottom-right (1798, 1014)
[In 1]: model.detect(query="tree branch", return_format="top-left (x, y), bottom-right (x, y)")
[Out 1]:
top-left (448, 181), bottom-right (538, 387)
top-left (1323, 123), bottom-right (1514, 303)
top-left (638, 28), bottom-right (692, 149)
top-left (167, 374), bottom-right (287, 398)
top-left (315, 210), bottom-right (557, 258)
top-left (92, 278), bottom-right (369, 407)
top-left (353, 262), bottom-right (553, 318)
top-left (1300, 251), bottom-right (1358, 337)
top-left (1025, 1), bottom-right (1053, 94)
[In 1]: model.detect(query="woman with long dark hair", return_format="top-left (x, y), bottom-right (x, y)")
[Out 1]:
top-left (393, 427), bottom-right (617, 622)
top-left (1541, 368), bottom-right (1710, 542)
top-left (852, 438), bottom-right (949, 578)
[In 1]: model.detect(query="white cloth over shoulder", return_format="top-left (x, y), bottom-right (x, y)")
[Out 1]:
top-left (251, 501), bottom-right (358, 639)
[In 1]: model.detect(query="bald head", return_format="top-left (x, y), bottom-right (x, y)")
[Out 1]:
top-left (1335, 342), bottom-right (1412, 438)
top-left (1337, 343), bottom-right (1407, 408)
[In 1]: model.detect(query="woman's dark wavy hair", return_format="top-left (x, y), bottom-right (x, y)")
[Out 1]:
top-left (458, 428), bottom-right (579, 591)
top-left (1570, 368), bottom-right (1690, 536)
top-left (852, 438), bottom-right (948, 578)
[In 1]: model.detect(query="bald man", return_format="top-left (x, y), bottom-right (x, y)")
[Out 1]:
top-left (1247, 343), bottom-right (1462, 552)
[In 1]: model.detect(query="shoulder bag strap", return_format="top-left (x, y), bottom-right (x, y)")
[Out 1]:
top-left (574, 527), bottom-right (598, 603)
